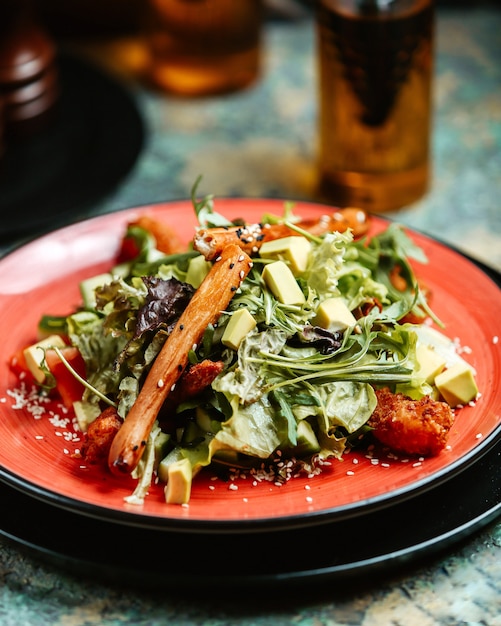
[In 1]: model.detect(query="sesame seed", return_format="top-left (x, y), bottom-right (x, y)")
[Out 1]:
top-left (475, 433), bottom-right (483, 439)
top-left (239, 270), bottom-right (245, 279)
top-left (192, 343), bottom-right (197, 351)
top-left (305, 496), bottom-right (313, 503)
top-left (157, 379), bottom-right (164, 388)
top-left (238, 255), bottom-right (245, 262)
top-left (243, 498), bottom-right (248, 503)
top-left (229, 484), bottom-right (238, 491)
top-left (215, 256), bottom-right (222, 262)
top-left (170, 383), bottom-right (176, 392)
top-left (209, 485), bottom-right (215, 491)
top-left (493, 336), bottom-right (499, 344)
top-left (346, 470), bottom-right (355, 476)
top-left (412, 462), bottom-right (422, 468)
top-left (304, 484), bottom-right (311, 490)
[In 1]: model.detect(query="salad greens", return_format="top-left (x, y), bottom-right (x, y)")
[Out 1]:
top-left (43, 194), bottom-right (444, 505)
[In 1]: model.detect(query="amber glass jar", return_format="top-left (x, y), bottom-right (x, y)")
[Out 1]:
top-left (316, 0), bottom-right (434, 213)
top-left (145, 0), bottom-right (264, 96)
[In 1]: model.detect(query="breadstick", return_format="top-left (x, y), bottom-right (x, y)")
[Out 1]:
top-left (108, 243), bottom-right (253, 475)
top-left (193, 208), bottom-right (370, 261)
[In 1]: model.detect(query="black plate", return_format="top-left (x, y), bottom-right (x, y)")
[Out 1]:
top-left (1, 435), bottom-right (499, 590)
top-left (0, 51), bottom-right (144, 241)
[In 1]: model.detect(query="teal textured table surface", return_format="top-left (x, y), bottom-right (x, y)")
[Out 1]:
top-left (1, 4), bottom-right (500, 625)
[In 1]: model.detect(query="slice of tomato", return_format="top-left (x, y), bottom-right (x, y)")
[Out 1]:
top-left (117, 235), bottom-right (141, 263)
top-left (9, 347), bottom-right (36, 384)
top-left (45, 347), bottom-right (87, 408)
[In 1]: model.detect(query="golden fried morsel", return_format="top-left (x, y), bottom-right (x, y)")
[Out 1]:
top-left (81, 406), bottom-right (122, 466)
top-left (368, 387), bottom-right (454, 456)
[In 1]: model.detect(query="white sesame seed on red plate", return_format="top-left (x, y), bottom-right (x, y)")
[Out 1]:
top-left (346, 470), bottom-right (355, 476)
top-left (493, 336), bottom-right (499, 344)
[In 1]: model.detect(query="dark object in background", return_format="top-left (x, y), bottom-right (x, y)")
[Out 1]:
top-left (0, 0), bottom-right (59, 139)
top-left (0, 52), bottom-right (144, 241)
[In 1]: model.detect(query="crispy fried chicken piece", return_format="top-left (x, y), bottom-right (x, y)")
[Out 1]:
top-left (81, 406), bottom-right (122, 465)
top-left (368, 387), bottom-right (454, 456)
top-left (164, 359), bottom-right (224, 412)
top-left (132, 215), bottom-right (185, 254)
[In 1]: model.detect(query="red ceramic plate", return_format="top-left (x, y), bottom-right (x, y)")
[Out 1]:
top-left (1, 199), bottom-right (500, 532)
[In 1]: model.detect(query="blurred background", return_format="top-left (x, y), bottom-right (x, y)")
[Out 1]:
top-left (1, 0), bottom-right (500, 271)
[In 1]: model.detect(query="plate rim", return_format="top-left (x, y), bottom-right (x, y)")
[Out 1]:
top-left (1, 436), bottom-right (499, 588)
top-left (1, 198), bottom-right (500, 533)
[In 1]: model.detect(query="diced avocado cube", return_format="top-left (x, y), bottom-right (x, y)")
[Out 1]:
top-left (295, 420), bottom-right (320, 456)
top-left (73, 401), bottom-right (102, 433)
top-left (313, 297), bottom-right (356, 332)
top-left (185, 255), bottom-right (212, 288)
top-left (164, 458), bottom-right (192, 505)
top-left (415, 343), bottom-right (447, 384)
top-left (221, 308), bottom-right (257, 350)
top-left (23, 334), bottom-right (66, 383)
top-left (154, 432), bottom-right (172, 469)
top-left (157, 447), bottom-right (185, 483)
top-left (259, 236), bottom-right (311, 275)
top-left (262, 261), bottom-right (306, 305)
top-left (79, 273), bottom-right (113, 310)
top-left (435, 362), bottom-right (479, 407)
top-left (110, 261), bottom-right (132, 279)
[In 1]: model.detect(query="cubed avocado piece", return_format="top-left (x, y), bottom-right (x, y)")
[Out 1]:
top-left (110, 261), bottom-right (132, 279)
top-left (435, 362), bottom-right (479, 407)
top-left (154, 432), bottom-right (172, 469)
top-left (164, 458), bottom-right (192, 505)
top-left (23, 334), bottom-right (66, 383)
top-left (185, 255), bottom-right (212, 288)
top-left (295, 420), bottom-right (320, 456)
top-left (262, 261), bottom-right (306, 305)
top-left (79, 273), bottom-right (113, 309)
top-left (313, 297), bottom-right (356, 332)
top-left (259, 236), bottom-right (311, 275)
top-left (221, 308), bottom-right (257, 350)
top-left (73, 401), bottom-right (102, 433)
top-left (415, 343), bottom-right (447, 384)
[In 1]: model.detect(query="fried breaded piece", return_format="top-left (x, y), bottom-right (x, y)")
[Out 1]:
top-left (368, 387), bottom-right (454, 456)
top-left (81, 406), bottom-right (122, 466)
top-left (132, 215), bottom-right (185, 255)
top-left (164, 359), bottom-right (224, 411)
